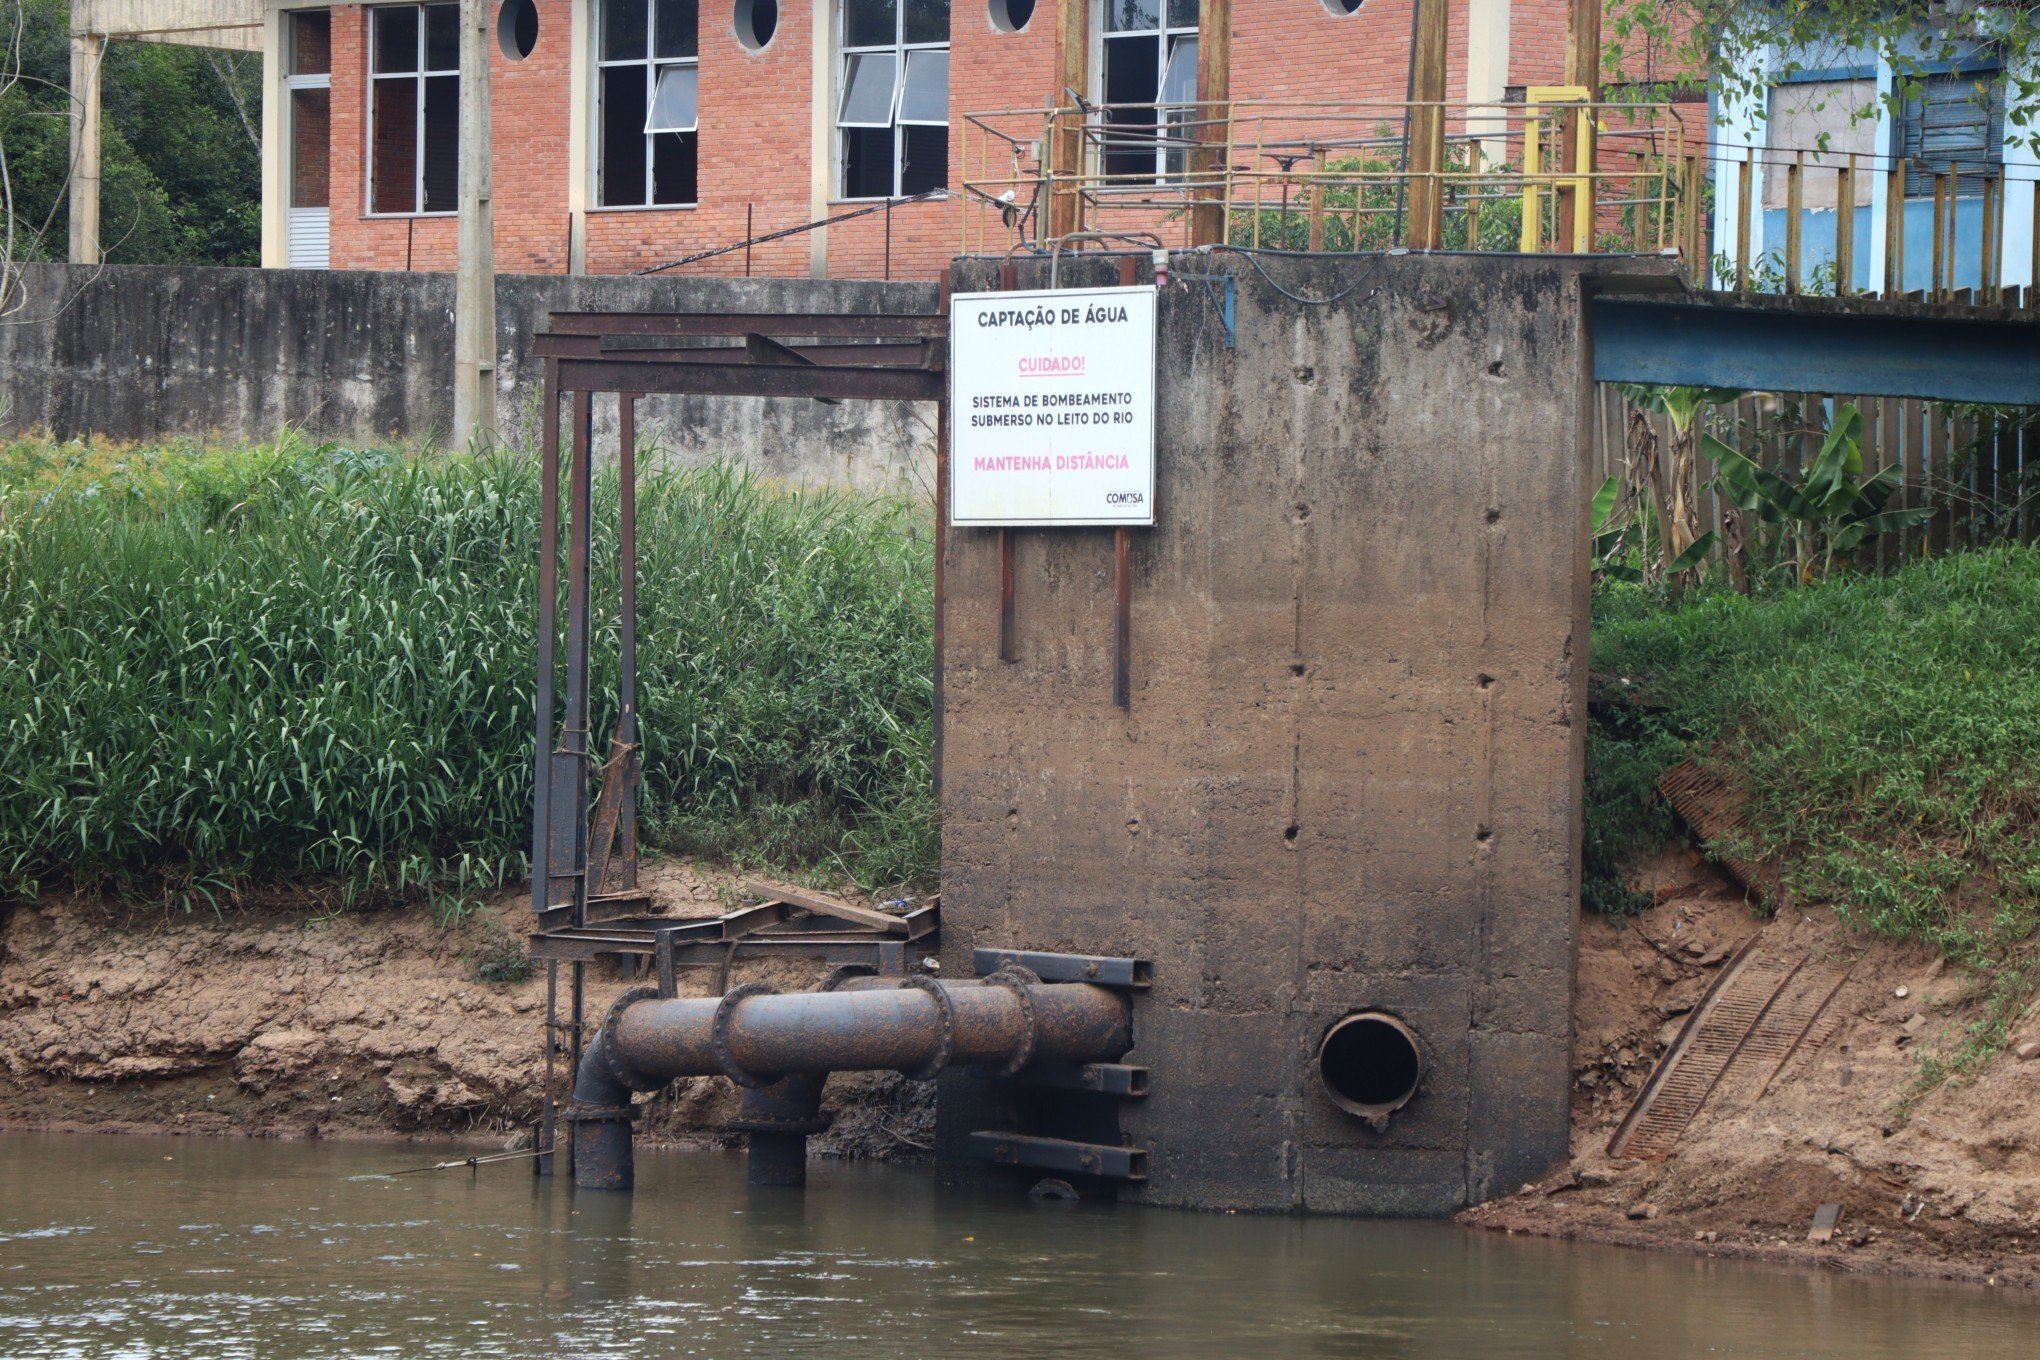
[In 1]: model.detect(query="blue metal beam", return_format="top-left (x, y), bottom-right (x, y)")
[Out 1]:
top-left (1591, 298), bottom-right (2039, 405)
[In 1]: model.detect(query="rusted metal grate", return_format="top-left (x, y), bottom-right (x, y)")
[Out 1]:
top-left (1609, 942), bottom-right (1851, 1159)
top-left (1658, 759), bottom-right (1778, 902)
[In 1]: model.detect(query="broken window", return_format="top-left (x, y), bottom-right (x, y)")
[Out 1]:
top-left (597, 0), bottom-right (699, 207)
top-left (1101, 0), bottom-right (1198, 183)
top-left (369, 4), bottom-right (459, 215)
top-left (838, 0), bottom-right (949, 200)
top-left (1900, 72), bottom-right (2004, 197)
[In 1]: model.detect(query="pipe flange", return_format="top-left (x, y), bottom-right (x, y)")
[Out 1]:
top-left (980, 966), bottom-right (1041, 1079)
top-left (563, 1102), bottom-right (639, 1125)
top-left (711, 982), bottom-right (779, 1089)
top-left (597, 985), bottom-right (666, 1093)
top-left (900, 975), bottom-right (957, 1082)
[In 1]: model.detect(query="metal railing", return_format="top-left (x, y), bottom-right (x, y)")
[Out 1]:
top-left (958, 96), bottom-right (1700, 263)
top-left (1701, 141), bottom-right (2040, 304)
top-left (960, 97), bottom-right (2040, 311)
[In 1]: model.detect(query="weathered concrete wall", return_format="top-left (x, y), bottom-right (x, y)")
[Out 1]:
top-left (936, 253), bottom-right (1625, 1214)
top-left (0, 264), bottom-right (938, 495)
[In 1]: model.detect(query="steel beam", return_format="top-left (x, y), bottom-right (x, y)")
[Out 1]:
top-left (1592, 296), bottom-right (2040, 405)
top-left (968, 1132), bottom-right (1150, 1181)
top-left (554, 357), bottom-right (945, 402)
top-left (544, 311), bottom-right (947, 338)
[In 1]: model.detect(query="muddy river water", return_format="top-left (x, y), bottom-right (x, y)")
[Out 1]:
top-left (0, 1132), bottom-right (2031, 1358)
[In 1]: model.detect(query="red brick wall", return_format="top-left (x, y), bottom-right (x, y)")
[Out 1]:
top-left (323, 0), bottom-right (1615, 281)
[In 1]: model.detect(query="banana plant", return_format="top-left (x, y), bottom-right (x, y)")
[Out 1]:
top-left (1612, 384), bottom-right (1739, 587)
top-left (1705, 403), bottom-right (1935, 584)
top-left (1589, 472), bottom-right (1716, 585)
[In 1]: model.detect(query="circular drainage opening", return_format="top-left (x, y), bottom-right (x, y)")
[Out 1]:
top-left (1315, 1011), bottom-right (1424, 1120)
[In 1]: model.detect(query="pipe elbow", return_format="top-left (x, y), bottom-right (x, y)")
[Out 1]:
top-left (570, 987), bottom-right (661, 1191)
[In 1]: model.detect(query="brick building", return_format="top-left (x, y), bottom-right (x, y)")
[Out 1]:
top-left (257, 0), bottom-right (1593, 280)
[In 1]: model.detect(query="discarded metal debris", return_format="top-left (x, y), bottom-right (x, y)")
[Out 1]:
top-left (1609, 942), bottom-right (1851, 1159)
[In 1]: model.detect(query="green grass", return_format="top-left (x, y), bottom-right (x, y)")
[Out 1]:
top-left (0, 438), bottom-right (936, 911)
top-left (1588, 547), bottom-right (2040, 1066)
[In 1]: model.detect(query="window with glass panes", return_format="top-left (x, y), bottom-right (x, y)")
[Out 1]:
top-left (837, 0), bottom-right (949, 200)
top-left (1101, 0), bottom-right (1198, 183)
top-left (597, 0), bottom-right (699, 207)
top-left (368, 4), bottom-right (459, 214)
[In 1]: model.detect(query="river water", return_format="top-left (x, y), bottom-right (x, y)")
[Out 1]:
top-left (0, 1132), bottom-right (2029, 1359)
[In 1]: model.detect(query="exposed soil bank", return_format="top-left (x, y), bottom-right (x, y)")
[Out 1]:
top-left (1463, 849), bottom-right (2040, 1290)
top-left (0, 863), bottom-right (929, 1160)
top-left (5, 853), bottom-right (2035, 1288)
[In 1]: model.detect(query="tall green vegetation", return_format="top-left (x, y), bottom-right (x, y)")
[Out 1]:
top-left (2, 0), bottom-right (260, 267)
top-left (0, 439), bottom-right (936, 911)
top-left (1587, 547), bottom-right (2040, 1048)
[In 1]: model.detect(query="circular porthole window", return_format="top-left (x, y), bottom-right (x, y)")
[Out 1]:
top-left (1322, 0), bottom-right (1363, 14)
top-left (498, 0), bottom-right (538, 59)
top-left (990, 0), bottom-right (1036, 33)
top-left (735, 0), bottom-right (779, 51)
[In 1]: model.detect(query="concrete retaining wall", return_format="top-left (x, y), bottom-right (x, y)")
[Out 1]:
top-left (935, 252), bottom-right (1627, 1214)
top-left (0, 263), bottom-right (938, 495)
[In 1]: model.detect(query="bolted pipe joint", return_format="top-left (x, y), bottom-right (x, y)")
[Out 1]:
top-left (571, 977), bottom-right (1133, 1191)
top-left (728, 1072), bottom-right (831, 1188)
top-left (570, 987), bottom-right (666, 1191)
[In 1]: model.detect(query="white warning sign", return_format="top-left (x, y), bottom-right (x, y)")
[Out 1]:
top-left (948, 284), bottom-right (1157, 527)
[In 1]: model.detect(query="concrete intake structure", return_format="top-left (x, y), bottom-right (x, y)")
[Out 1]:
top-left (569, 976), bottom-right (1135, 1191)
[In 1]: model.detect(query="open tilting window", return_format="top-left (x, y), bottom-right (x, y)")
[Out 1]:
top-left (598, 0), bottom-right (699, 207)
top-left (838, 0), bottom-right (949, 200)
top-left (1101, 0), bottom-right (1198, 184)
top-left (369, 4), bottom-right (459, 215)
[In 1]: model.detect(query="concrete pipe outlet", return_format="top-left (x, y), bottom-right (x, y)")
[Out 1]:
top-left (1314, 1011), bottom-right (1425, 1129)
top-left (570, 974), bottom-right (1133, 1191)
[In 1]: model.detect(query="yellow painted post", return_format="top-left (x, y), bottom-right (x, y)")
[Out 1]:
top-left (1520, 106), bottom-right (1544, 252)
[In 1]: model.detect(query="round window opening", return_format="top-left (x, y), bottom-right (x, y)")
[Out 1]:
top-left (990, 0), bottom-right (1036, 33)
top-left (1322, 0), bottom-right (1363, 14)
top-left (735, 0), bottom-right (779, 51)
top-left (498, 0), bottom-right (538, 59)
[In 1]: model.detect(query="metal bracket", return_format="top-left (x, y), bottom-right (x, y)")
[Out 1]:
top-left (975, 1062), bottom-right (1149, 1097)
top-left (968, 1131), bottom-right (1149, 1181)
top-left (972, 948), bottom-right (1151, 989)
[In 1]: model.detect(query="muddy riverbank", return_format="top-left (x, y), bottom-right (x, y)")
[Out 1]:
top-left (3, 853), bottom-right (2033, 1288)
top-left (0, 862), bottom-right (930, 1160)
top-left (1463, 849), bottom-right (2040, 1290)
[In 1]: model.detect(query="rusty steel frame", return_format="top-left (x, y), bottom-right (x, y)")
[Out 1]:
top-left (530, 303), bottom-right (951, 1177)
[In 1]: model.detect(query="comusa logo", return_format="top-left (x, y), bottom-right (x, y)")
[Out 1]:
top-left (1105, 491), bottom-right (1146, 505)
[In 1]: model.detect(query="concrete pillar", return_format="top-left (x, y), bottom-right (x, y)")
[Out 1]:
top-left (454, 0), bottom-right (497, 440)
top-left (259, 6), bottom-right (287, 269)
top-left (809, 0), bottom-right (832, 277)
top-left (568, 0), bottom-right (591, 273)
top-left (67, 33), bottom-right (105, 265)
top-left (1464, 0), bottom-right (1511, 169)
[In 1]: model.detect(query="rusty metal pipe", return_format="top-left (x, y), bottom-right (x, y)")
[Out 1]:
top-left (570, 979), bottom-right (1132, 1190)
